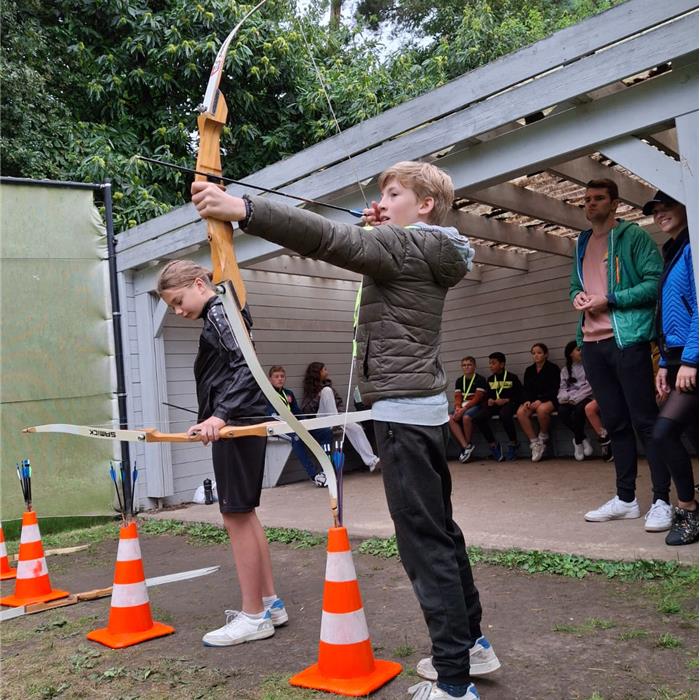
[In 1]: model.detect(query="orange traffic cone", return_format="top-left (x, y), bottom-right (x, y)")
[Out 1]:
top-left (87, 521), bottom-right (174, 648)
top-left (0, 525), bottom-right (16, 580)
top-left (0, 511), bottom-right (69, 606)
top-left (290, 526), bottom-right (402, 696)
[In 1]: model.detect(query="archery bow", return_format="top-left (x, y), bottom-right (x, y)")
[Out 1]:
top-left (194, 0), bottom-right (342, 525)
top-left (22, 410), bottom-right (372, 444)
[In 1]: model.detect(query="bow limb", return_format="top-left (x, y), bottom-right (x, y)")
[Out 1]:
top-left (195, 25), bottom-right (339, 523)
top-left (22, 411), bottom-right (372, 444)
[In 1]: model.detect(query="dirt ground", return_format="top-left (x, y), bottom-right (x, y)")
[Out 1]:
top-left (1, 531), bottom-right (697, 700)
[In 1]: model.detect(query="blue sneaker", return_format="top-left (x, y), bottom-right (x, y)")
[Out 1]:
top-left (505, 443), bottom-right (519, 461)
top-left (489, 444), bottom-right (504, 462)
top-left (266, 597), bottom-right (289, 627)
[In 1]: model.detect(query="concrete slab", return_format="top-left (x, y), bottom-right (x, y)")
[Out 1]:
top-left (149, 457), bottom-right (698, 565)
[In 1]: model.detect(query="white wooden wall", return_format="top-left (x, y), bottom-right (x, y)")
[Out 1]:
top-left (123, 250), bottom-right (586, 507)
top-left (149, 269), bottom-right (359, 506)
top-left (442, 253), bottom-right (577, 379)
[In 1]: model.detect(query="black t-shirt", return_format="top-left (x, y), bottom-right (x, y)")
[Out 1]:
top-left (454, 373), bottom-right (488, 404)
top-left (486, 370), bottom-right (523, 403)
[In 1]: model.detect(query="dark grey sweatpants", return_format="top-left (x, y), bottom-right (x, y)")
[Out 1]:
top-left (374, 420), bottom-right (483, 686)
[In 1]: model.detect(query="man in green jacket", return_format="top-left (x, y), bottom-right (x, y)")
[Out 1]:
top-left (570, 178), bottom-right (671, 530)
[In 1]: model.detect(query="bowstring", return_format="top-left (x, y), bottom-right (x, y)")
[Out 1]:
top-left (296, 12), bottom-right (369, 465)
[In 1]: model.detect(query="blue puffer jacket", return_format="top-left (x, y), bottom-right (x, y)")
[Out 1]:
top-left (657, 229), bottom-right (698, 368)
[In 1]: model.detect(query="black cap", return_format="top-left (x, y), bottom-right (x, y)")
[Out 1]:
top-left (642, 190), bottom-right (679, 216)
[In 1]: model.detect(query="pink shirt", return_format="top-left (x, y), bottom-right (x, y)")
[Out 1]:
top-left (581, 232), bottom-right (614, 342)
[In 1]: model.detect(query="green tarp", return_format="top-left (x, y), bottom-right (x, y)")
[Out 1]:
top-left (1, 182), bottom-right (114, 519)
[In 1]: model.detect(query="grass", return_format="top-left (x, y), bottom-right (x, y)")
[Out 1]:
top-left (553, 617), bottom-right (615, 635)
top-left (1, 514), bottom-right (116, 541)
top-left (618, 629), bottom-right (649, 640)
top-left (359, 534), bottom-right (698, 587)
top-left (656, 633), bottom-right (683, 649)
top-left (3, 518), bottom-right (324, 553)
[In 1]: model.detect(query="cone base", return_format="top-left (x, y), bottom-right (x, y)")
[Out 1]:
top-left (87, 620), bottom-right (175, 649)
top-left (0, 569), bottom-right (17, 580)
top-left (0, 588), bottom-right (69, 607)
top-left (289, 658), bottom-right (402, 697)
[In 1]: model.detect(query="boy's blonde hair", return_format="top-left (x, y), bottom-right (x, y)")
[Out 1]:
top-left (156, 260), bottom-right (215, 295)
top-left (378, 161), bottom-right (454, 225)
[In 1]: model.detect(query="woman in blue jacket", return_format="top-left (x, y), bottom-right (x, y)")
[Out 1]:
top-left (647, 191), bottom-right (698, 546)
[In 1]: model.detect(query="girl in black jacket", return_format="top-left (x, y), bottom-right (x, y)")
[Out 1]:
top-left (158, 260), bottom-right (287, 647)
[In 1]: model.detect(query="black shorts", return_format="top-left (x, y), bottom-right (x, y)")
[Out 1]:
top-left (212, 435), bottom-right (267, 513)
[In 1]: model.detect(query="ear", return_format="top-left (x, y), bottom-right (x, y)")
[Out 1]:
top-left (418, 196), bottom-right (435, 216)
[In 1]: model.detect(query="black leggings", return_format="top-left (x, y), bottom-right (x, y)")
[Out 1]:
top-left (651, 366), bottom-right (698, 503)
top-left (558, 398), bottom-right (593, 444)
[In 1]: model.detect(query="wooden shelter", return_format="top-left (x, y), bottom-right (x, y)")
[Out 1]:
top-left (116, 0), bottom-right (698, 508)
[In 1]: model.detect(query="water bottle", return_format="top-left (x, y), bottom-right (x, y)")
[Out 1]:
top-left (203, 478), bottom-right (214, 505)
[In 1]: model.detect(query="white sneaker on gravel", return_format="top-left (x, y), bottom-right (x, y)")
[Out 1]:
top-left (573, 440), bottom-right (585, 461)
top-left (265, 597), bottom-right (289, 626)
top-left (416, 636), bottom-right (501, 681)
top-left (582, 438), bottom-right (594, 457)
top-left (644, 499), bottom-right (673, 532)
top-left (202, 609), bottom-right (274, 646)
top-left (584, 496), bottom-right (640, 522)
top-left (407, 681), bottom-right (479, 700)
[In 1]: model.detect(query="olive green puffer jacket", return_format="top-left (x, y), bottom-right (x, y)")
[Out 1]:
top-left (243, 197), bottom-right (471, 404)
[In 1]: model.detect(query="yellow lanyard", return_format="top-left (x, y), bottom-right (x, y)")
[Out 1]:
top-left (277, 388), bottom-right (290, 408)
top-left (495, 371), bottom-right (507, 399)
top-left (461, 374), bottom-right (476, 400)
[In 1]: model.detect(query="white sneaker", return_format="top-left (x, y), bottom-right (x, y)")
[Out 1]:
top-left (202, 610), bottom-right (274, 646)
top-left (459, 444), bottom-right (475, 463)
top-left (416, 637), bottom-right (501, 680)
top-left (530, 440), bottom-right (545, 462)
top-left (644, 499), bottom-right (673, 532)
top-left (584, 496), bottom-right (640, 522)
top-left (265, 597), bottom-right (289, 626)
top-left (314, 472), bottom-right (328, 488)
top-left (582, 438), bottom-right (593, 457)
top-left (407, 680), bottom-right (479, 700)
top-left (573, 440), bottom-right (585, 461)
top-left (369, 457), bottom-right (381, 473)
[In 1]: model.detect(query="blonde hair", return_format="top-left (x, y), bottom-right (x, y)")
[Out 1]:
top-left (378, 161), bottom-right (454, 224)
top-left (156, 260), bottom-right (215, 296)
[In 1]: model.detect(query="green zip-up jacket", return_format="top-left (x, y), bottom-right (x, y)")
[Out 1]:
top-left (569, 220), bottom-right (662, 348)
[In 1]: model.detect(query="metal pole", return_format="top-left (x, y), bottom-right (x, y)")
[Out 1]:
top-left (102, 180), bottom-right (133, 517)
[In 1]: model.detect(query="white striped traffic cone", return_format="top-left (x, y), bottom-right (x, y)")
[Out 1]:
top-left (289, 526), bottom-right (402, 696)
top-left (87, 521), bottom-right (174, 648)
top-left (0, 511), bottom-right (69, 606)
top-left (0, 525), bottom-right (16, 580)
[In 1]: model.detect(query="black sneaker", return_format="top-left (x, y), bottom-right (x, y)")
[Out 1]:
top-left (665, 504), bottom-right (699, 546)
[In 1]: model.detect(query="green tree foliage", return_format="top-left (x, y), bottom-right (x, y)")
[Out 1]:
top-left (1, 0), bottom-right (617, 230)
top-left (1, 0), bottom-right (447, 230)
top-left (358, 0), bottom-right (623, 70)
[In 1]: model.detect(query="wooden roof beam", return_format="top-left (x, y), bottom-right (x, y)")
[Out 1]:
top-left (548, 156), bottom-right (655, 208)
top-left (598, 136), bottom-right (685, 202)
top-left (445, 209), bottom-right (573, 258)
top-left (460, 182), bottom-right (589, 231)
